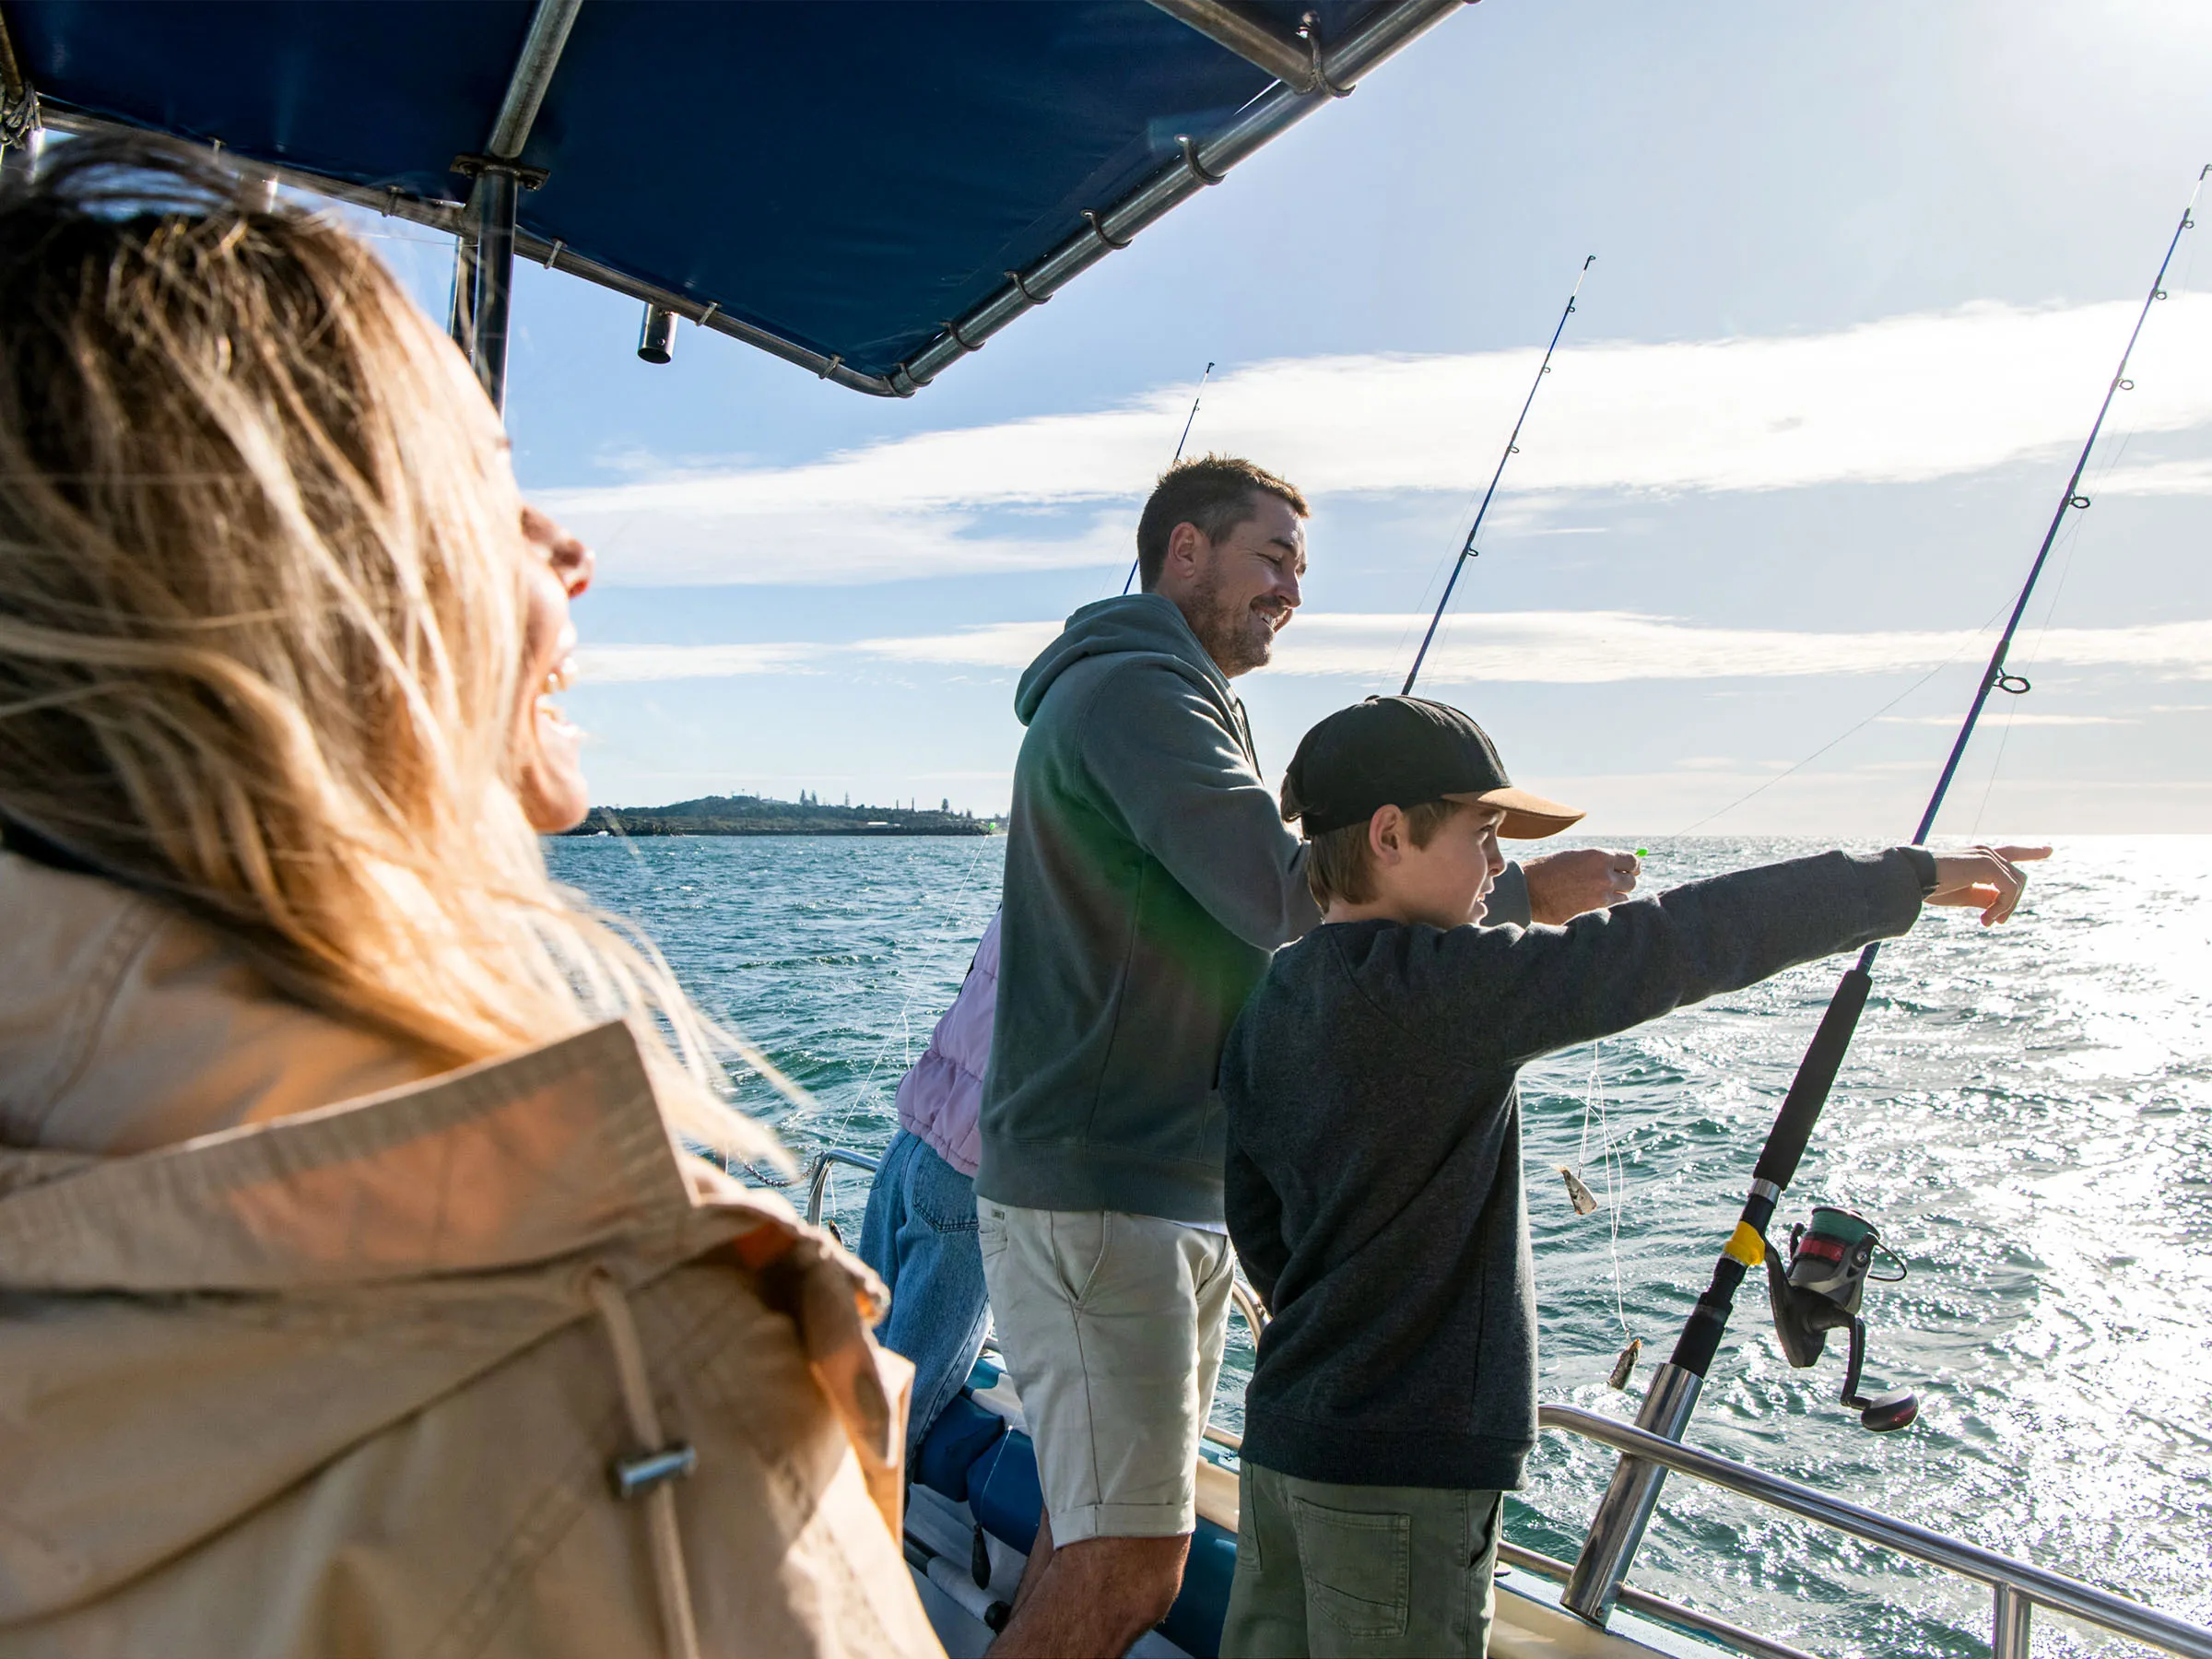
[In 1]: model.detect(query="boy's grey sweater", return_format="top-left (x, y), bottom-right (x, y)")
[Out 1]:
top-left (1221, 847), bottom-right (1933, 1491)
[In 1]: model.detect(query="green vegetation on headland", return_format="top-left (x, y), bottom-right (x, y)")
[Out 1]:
top-left (561, 793), bottom-right (997, 838)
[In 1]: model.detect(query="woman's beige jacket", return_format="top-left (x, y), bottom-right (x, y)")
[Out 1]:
top-left (0, 851), bottom-right (944, 1658)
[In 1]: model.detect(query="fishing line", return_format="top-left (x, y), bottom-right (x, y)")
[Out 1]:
top-left (1119, 360), bottom-right (1216, 596)
top-left (1672, 606), bottom-right (2008, 837)
top-left (1968, 309), bottom-right (2176, 838)
top-left (1577, 171), bottom-right (2206, 1557)
top-left (1389, 481), bottom-right (1497, 672)
top-left (1560, 1041), bottom-right (1637, 1339)
top-left (1402, 255), bottom-right (1596, 695)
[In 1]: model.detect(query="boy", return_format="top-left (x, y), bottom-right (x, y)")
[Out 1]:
top-left (1217, 696), bottom-right (2032, 1658)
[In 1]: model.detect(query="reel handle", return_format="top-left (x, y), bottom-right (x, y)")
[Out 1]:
top-left (1841, 1316), bottom-right (1919, 1432)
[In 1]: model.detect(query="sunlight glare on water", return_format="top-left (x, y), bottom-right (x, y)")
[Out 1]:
top-left (549, 832), bottom-right (2212, 1657)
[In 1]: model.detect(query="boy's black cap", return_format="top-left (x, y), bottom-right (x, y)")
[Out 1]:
top-left (1280, 696), bottom-right (1584, 841)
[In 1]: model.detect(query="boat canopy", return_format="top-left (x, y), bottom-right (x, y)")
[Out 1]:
top-left (0, 0), bottom-right (1467, 402)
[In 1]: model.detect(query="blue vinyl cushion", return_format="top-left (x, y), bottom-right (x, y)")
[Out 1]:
top-left (914, 1392), bottom-right (1007, 1504)
top-left (960, 1421), bottom-right (1236, 1658)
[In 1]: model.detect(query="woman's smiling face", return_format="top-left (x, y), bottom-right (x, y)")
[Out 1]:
top-left (513, 504), bottom-right (593, 832)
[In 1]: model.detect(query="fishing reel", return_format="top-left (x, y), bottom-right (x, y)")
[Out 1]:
top-left (1764, 1206), bottom-right (1919, 1433)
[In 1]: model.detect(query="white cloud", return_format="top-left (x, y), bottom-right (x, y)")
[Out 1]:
top-left (1877, 712), bottom-right (2136, 726)
top-left (536, 297), bottom-right (2212, 585)
top-left (572, 642), bottom-right (818, 683)
top-left (856, 621), bottom-right (1061, 669)
top-left (578, 612), bottom-right (2212, 686)
top-left (1272, 611), bottom-right (2212, 684)
top-left (2094, 458), bottom-right (2212, 495)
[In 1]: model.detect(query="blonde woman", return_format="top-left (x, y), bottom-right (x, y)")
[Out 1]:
top-left (0, 138), bottom-right (942, 1659)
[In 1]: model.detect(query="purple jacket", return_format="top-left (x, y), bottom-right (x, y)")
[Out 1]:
top-left (894, 912), bottom-right (999, 1179)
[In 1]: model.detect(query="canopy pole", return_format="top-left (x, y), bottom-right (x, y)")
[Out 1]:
top-left (465, 166), bottom-right (520, 411)
top-left (1144, 0), bottom-right (1324, 91)
top-left (446, 234), bottom-right (483, 358)
top-left (488, 0), bottom-right (581, 159)
top-left (452, 0), bottom-right (579, 414)
top-left (1560, 168), bottom-right (2206, 1630)
top-left (0, 3), bottom-right (43, 188)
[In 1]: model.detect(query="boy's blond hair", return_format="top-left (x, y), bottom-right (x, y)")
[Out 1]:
top-left (1299, 799), bottom-right (1466, 909)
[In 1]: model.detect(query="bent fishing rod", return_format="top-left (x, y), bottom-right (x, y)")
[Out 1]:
top-left (1121, 360), bottom-right (1216, 595)
top-left (1563, 168), bottom-right (2206, 1627)
top-left (1402, 254), bottom-right (1595, 694)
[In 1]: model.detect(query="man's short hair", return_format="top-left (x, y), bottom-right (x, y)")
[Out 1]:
top-left (1299, 798), bottom-right (1465, 910)
top-left (1135, 454), bottom-right (1309, 592)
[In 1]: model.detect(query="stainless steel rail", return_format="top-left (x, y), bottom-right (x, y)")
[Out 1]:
top-left (1200, 1272), bottom-right (1269, 1455)
top-left (1497, 1541), bottom-right (1818, 1659)
top-left (1541, 1404), bottom-right (2212, 1659)
top-left (804, 1148), bottom-right (882, 1227)
top-left (31, 103), bottom-right (905, 397)
top-left (1145, 0), bottom-right (1324, 90)
top-left (1564, 1359), bottom-right (1702, 1622)
top-left (453, 0), bottom-right (580, 411)
top-left (36, 104), bottom-right (467, 229)
top-left (23, 0), bottom-right (1470, 399)
top-left (487, 0), bottom-right (582, 162)
top-left (889, 0), bottom-right (1469, 392)
top-left (510, 228), bottom-right (902, 395)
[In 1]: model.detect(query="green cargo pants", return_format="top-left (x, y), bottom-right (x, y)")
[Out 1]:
top-left (1218, 1460), bottom-right (1502, 1658)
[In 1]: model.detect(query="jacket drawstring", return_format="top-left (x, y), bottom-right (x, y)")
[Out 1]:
top-left (586, 1269), bottom-right (703, 1659)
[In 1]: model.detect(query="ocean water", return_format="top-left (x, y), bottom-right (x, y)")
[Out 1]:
top-left (548, 833), bottom-right (2212, 1657)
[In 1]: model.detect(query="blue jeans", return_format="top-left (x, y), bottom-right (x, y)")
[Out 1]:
top-left (859, 1129), bottom-right (991, 1459)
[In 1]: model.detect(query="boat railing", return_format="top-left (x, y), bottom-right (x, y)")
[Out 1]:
top-left (1540, 1404), bottom-right (2212, 1659)
top-left (794, 1151), bottom-right (2208, 1658)
top-left (804, 1148), bottom-right (881, 1226)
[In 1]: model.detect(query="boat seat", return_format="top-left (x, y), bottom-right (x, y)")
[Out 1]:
top-left (914, 1357), bottom-right (1241, 1657)
top-left (913, 1393), bottom-right (1006, 1504)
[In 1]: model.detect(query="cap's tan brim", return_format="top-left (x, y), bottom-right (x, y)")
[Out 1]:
top-left (1445, 786), bottom-right (1586, 841)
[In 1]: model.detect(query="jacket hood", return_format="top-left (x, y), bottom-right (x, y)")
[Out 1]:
top-left (0, 1021), bottom-right (895, 1622)
top-left (1014, 594), bottom-right (1227, 725)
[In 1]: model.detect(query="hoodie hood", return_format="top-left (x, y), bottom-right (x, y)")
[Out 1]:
top-left (1014, 593), bottom-right (1228, 725)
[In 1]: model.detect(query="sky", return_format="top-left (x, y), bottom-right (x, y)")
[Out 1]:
top-left (365, 0), bottom-right (2212, 835)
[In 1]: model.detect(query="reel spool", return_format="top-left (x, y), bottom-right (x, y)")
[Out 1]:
top-left (1764, 1206), bottom-right (1918, 1432)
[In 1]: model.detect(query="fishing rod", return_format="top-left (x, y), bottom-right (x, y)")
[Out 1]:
top-left (1563, 167), bottom-right (2206, 1629)
top-left (1121, 360), bottom-right (1216, 595)
top-left (1402, 254), bottom-right (1594, 694)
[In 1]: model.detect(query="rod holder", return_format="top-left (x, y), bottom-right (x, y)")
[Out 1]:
top-left (638, 304), bottom-right (677, 365)
top-left (1562, 1361), bottom-right (1702, 1626)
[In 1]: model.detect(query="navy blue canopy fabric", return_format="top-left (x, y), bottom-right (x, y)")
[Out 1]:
top-left (7, 1), bottom-right (1377, 382)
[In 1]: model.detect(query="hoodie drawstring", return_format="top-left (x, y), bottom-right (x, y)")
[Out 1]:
top-left (585, 1269), bottom-right (703, 1659)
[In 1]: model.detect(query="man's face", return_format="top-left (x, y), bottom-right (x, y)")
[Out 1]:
top-left (1166, 493), bottom-right (1306, 678)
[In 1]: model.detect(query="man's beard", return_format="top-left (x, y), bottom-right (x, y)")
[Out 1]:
top-left (1188, 568), bottom-right (1278, 676)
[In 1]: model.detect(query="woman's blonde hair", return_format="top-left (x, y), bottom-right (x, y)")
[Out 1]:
top-left (0, 136), bottom-right (787, 1166)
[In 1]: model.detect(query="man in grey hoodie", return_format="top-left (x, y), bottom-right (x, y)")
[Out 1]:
top-left (976, 457), bottom-right (1636, 1656)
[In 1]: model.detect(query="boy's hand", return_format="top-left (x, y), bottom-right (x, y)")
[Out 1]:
top-left (1524, 848), bottom-right (1641, 924)
top-left (1925, 845), bottom-right (2048, 925)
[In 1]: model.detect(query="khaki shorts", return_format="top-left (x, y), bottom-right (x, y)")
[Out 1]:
top-left (977, 1199), bottom-right (1234, 1546)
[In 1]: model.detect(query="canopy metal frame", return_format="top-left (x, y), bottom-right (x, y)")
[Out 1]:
top-left (448, 0), bottom-right (581, 413)
top-left (3, 0), bottom-right (1470, 401)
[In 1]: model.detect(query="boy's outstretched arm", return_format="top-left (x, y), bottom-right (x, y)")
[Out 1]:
top-left (1400, 846), bottom-right (2035, 1071)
